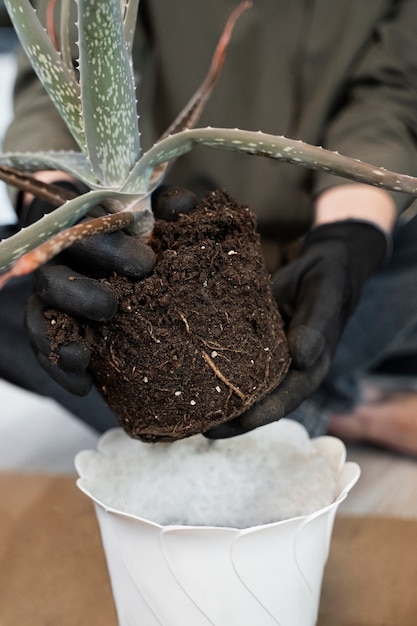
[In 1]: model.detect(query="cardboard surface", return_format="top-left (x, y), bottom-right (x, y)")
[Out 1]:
top-left (0, 474), bottom-right (416, 626)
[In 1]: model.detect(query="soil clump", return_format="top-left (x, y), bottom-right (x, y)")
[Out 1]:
top-left (48, 190), bottom-right (291, 441)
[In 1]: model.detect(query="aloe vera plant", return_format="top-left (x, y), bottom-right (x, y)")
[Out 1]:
top-left (2, 0), bottom-right (417, 290)
top-left (0, 0), bottom-right (251, 284)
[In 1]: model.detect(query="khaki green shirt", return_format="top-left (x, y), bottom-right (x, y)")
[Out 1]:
top-left (5, 0), bottom-right (417, 264)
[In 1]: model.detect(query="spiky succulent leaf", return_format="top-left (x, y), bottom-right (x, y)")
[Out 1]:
top-left (59, 0), bottom-right (74, 72)
top-left (77, 0), bottom-right (140, 186)
top-left (0, 151), bottom-right (98, 187)
top-left (0, 187), bottom-right (152, 273)
top-left (122, 0), bottom-right (140, 54)
top-left (4, 0), bottom-right (86, 152)
top-left (121, 2), bottom-right (252, 194)
top-left (135, 127), bottom-right (417, 197)
top-left (119, 158), bottom-right (154, 193)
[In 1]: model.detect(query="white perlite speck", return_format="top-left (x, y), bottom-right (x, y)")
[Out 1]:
top-left (82, 421), bottom-right (338, 528)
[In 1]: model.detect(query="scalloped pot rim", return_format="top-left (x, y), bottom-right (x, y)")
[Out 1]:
top-left (76, 461), bottom-right (360, 532)
top-left (75, 420), bottom-right (360, 531)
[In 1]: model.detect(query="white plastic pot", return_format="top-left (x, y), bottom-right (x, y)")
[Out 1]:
top-left (76, 420), bottom-right (360, 626)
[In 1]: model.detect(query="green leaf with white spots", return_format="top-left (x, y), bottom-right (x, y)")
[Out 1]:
top-left (119, 158), bottom-right (154, 194)
top-left (0, 190), bottom-right (100, 272)
top-left (0, 151), bottom-right (98, 187)
top-left (0, 187), bottom-right (149, 273)
top-left (77, 0), bottom-right (140, 186)
top-left (135, 127), bottom-right (417, 198)
top-left (59, 0), bottom-right (75, 73)
top-left (122, 0), bottom-right (141, 54)
top-left (3, 0), bottom-right (86, 153)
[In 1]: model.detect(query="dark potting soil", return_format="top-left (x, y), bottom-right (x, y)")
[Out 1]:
top-left (48, 191), bottom-right (291, 441)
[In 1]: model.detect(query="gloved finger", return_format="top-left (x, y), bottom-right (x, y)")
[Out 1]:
top-left (204, 351), bottom-right (331, 439)
top-left (273, 257), bottom-right (346, 369)
top-left (25, 294), bottom-right (91, 372)
top-left (270, 262), bottom-right (300, 324)
top-left (63, 230), bottom-right (156, 279)
top-left (286, 266), bottom-right (345, 368)
top-left (36, 350), bottom-right (93, 396)
top-left (34, 264), bottom-right (119, 321)
top-left (272, 263), bottom-right (326, 369)
top-left (151, 185), bottom-right (198, 221)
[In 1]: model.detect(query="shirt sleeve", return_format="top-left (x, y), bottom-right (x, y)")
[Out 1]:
top-left (3, 47), bottom-right (79, 155)
top-left (313, 0), bottom-right (417, 214)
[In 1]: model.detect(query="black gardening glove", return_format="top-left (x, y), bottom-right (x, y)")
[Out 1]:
top-left (24, 183), bottom-right (197, 395)
top-left (205, 219), bottom-right (389, 438)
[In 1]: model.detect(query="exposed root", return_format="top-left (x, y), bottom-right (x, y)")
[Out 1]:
top-left (178, 312), bottom-right (191, 334)
top-left (202, 350), bottom-right (246, 401)
top-left (109, 343), bottom-right (132, 383)
top-left (135, 313), bottom-right (161, 344)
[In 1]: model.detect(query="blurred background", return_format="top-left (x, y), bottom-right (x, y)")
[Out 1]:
top-left (0, 6), bottom-right (99, 472)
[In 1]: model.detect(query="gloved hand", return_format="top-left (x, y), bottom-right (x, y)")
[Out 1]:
top-left (24, 183), bottom-right (198, 395)
top-left (205, 219), bottom-right (389, 438)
